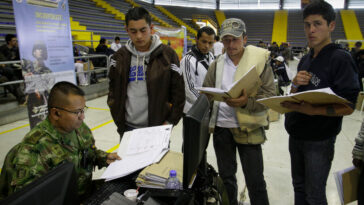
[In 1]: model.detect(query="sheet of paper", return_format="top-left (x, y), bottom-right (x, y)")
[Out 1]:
top-left (197, 65), bottom-right (260, 101)
top-left (257, 87), bottom-right (351, 114)
top-left (101, 125), bottom-right (172, 181)
top-left (334, 166), bottom-right (360, 205)
top-left (126, 125), bottom-right (171, 155)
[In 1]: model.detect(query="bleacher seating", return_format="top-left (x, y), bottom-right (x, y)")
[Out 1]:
top-left (162, 5), bottom-right (217, 32)
top-left (69, 0), bottom-right (128, 45)
top-left (331, 11), bottom-right (346, 44)
top-left (0, 0), bottom-right (16, 44)
top-left (355, 10), bottom-right (364, 39)
top-left (287, 10), bottom-right (305, 47)
top-left (133, 0), bottom-right (180, 28)
top-left (224, 10), bottom-right (274, 46)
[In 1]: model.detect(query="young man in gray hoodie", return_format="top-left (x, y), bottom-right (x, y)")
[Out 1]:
top-left (107, 7), bottom-right (185, 140)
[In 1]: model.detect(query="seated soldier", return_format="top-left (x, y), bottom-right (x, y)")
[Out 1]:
top-left (0, 81), bottom-right (121, 201)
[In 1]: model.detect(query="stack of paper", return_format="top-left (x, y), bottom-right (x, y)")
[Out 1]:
top-left (257, 87), bottom-right (351, 114)
top-left (101, 125), bottom-right (173, 181)
top-left (334, 166), bottom-right (360, 205)
top-left (136, 151), bottom-right (183, 189)
top-left (197, 65), bottom-right (261, 101)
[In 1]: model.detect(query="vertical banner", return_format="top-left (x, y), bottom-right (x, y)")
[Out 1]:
top-left (12, 0), bottom-right (75, 128)
top-left (153, 25), bottom-right (187, 60)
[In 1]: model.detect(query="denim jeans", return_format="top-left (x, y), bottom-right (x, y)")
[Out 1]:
top-left (289, 136), bottom-right (336, 205)
top-left (213, 127), bottom-right (269, 205)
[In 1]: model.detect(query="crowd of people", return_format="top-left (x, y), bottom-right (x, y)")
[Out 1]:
top-left (0, 0), bottom-right (364, 204)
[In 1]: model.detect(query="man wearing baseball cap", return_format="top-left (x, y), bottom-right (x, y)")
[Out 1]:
top-left (273, 56), bottom-right (291, 95)
top-left (203, 18), bottom-right (275, 205)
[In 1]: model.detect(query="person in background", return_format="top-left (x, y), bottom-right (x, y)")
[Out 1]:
top-left (95, 38), bottom-right (114, 57)
top-left (107, 7), bottom-right (185, 140)
top-left (272, 56), bottom-right (291, 95)
top-left (0, 81), bottom-right (121, 201)
top-left (0, 34), bottom-right (25, 104)
top-left (353, 120), bottom-right (364, 205)
top-left (268, 41), bottom-right (279, 56)
top-left (110, 36), bottom-right (122, 52)
top-left (257, 40), bottom-right (266, 48)
top-left (351, 41), bottom-right (362, 61)
top-left (181, 26), bottom-right (215, 114)
top-left (213, 35), bottom-right (224, 58)
top-left (203, 18), bottom-right (275, 205)
top-left (0, 34), bottom-right (22, 79)
top-left (357, 50), bottom-right (364, 91)
top-left (282, 1), bottom-right (360, 204)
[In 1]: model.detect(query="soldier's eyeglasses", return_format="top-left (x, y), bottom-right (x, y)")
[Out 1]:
top-left (53, 106), bottom-right (88, 117)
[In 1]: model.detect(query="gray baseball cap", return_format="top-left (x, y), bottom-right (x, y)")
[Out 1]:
top-left (220, 18), bottom-right (246, 38)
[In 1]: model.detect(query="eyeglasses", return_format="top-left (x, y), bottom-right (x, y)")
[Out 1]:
top-left (53, 106), bottom-right (88, 117)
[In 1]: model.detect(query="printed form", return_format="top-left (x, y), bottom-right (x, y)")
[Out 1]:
top-left (101, 125), bottom-right (172, 181)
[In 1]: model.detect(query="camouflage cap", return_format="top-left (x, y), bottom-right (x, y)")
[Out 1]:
top-left (220, 18), bottom-right (246, 39)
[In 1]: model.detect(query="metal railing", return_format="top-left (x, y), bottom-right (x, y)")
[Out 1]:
top-left (0, 54), bottom-right (110, 87)
top-left (71, 29), bottom-right (125, 48)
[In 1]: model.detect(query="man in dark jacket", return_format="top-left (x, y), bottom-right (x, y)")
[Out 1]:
top-left (107, 7), bottom-right (185, 140)
top-left (281, 1), bottom-right (360, 204)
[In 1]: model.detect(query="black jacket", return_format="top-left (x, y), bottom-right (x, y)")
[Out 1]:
top-left (285, 43), bottom-right (360, 141)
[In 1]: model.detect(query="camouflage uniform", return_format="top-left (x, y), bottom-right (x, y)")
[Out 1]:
top-left (0, 118), bottom-right (108, 199)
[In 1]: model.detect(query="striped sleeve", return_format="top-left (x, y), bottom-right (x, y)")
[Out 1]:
top-left (182, 54), bottom-right (200, 99)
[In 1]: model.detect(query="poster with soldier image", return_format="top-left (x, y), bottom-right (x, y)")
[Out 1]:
top-left (12, 0), bottom-right (76, 128)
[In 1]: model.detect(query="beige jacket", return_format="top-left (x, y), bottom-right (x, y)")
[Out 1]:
top-left (203, 45), bottom-right (276, 144)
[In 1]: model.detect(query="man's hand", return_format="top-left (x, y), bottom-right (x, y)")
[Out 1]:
top-left (281, 101), bottom-right (317, 115)
top-left (163, 121), bottom-right (171, 125)
top-left (225, 89), bottom-right (248, 108)
top-left (106, 153), bottom-right (121, 164)
top-left (353, 158), bottom-right (363, 168)
top-left (293, 71), bottom-right (312, 86)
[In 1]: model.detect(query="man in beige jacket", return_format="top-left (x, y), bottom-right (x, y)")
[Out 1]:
top-left (203, 18), bottom-right (275, 205)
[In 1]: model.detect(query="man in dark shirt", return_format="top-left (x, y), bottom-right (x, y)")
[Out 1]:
top-left (0, 34), bottom-right (25, 104)
top-left (281, 1), bottom-right (360, 204)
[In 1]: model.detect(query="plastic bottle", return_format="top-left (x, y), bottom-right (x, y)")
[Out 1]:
top-left (165, 170), bottom-right (181, 190)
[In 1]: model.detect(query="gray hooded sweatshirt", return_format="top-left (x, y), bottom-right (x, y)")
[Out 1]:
top-left (124, 34), bottom-right (162, 128)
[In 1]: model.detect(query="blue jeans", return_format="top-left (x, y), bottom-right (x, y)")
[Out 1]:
top-left (213, 127), bottom-right (269, 205)
top-left (289, 136), bottom-right (336, 205)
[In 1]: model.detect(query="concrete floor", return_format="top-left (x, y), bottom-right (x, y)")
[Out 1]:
top-left (0, 94), bottom-right (360, 204)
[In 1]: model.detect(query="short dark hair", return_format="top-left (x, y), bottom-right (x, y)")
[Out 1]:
top-left (99, 38), bottom-right (106, 44)
top-left (303, 0), bottom-right (336, 25)
top-left (115, 36), bottom-right (120, 41)
top-left (5, 34), bottom-right (16, 44)
top-left (215, 35), bottom-right (220, 41)
top-left (32, 42), bottom-right (48, 60)
top-left (48, 81), bottom-right (85, 112)
top-left (125, 7), bottom-right (151, 27)
top-left (355, 41), bottom-right (362, 48)
top-left (197, 26), bottom-right (216, 39)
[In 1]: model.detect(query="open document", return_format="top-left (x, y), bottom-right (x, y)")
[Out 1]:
top-left (101, 125), bottom-right (172, 181)
top-left (136, 151), bottom-right (183, 189)
top-left (257, 87), bottom-right (351, 114)
top-left (334, 166), bottom-right (361, 204)
top-left (197, 65), bottom-right (261, 101)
